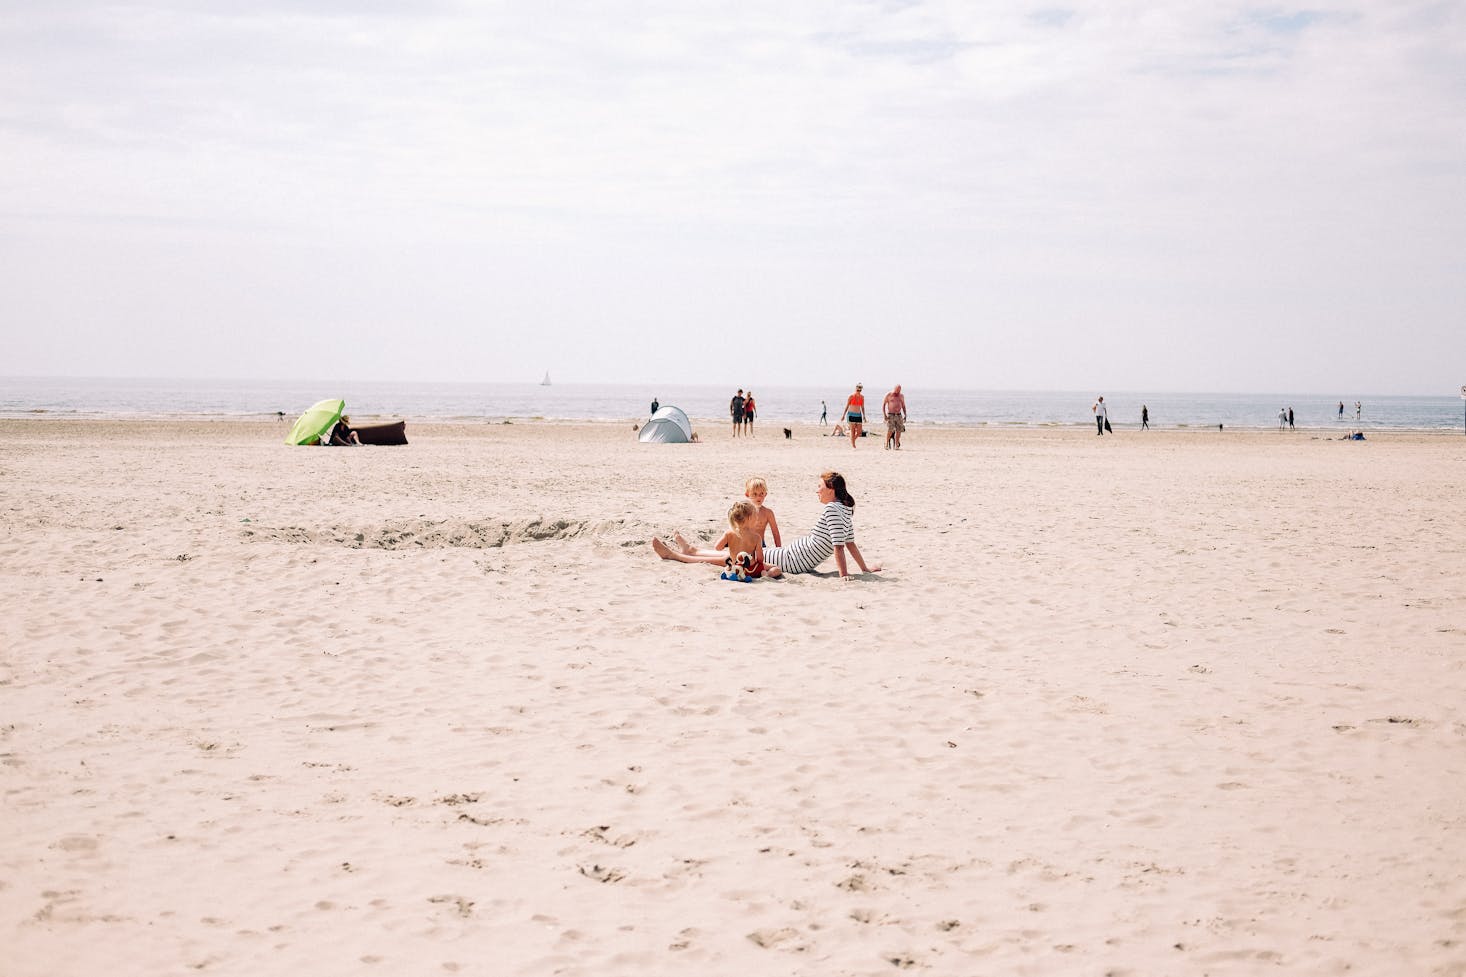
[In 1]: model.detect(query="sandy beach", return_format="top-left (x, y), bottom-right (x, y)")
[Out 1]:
top-left (2, 418), bottom-right (1464, 977)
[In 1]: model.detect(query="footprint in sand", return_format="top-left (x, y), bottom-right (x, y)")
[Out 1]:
top-left (577, 864), bottom-right (625, 884)
top-left (428, 895), bottom-right (474, 918)
top-left (54, 835), bottom-right (99, 853)
top-left (747, 927), bottom-right (803, 950)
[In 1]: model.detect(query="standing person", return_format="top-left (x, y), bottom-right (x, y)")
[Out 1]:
top-left (1338, 401), bottom-right (1345, 419)
top-left (820, 400), bottom-right (827, 425)
top-left (743, 391), bottom-right (757, 436)
top-left (1141, 404), bottom-right (1150, 430)
top-left (1093, 396), bottom-right (1108, 435)
top-left (730, 389), bottom-right (745, 438)
top-left (1279, 407), bottom-right (1288, 430)
top-left (650, 396), bottom-right (659, 416)
top-left (882, 384), bottom-right (908, 450)
top-left (1356, 401), bottom-right (1362, 422)
top-left (841, 384), bottom-right (867, 447)
top-left (1288, 406), bottom-right (1295, 430)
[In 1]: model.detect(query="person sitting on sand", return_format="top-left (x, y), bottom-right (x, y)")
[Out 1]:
top-left (760, 471), bottom-right (880, 580)
top-left (742, 476), bottom-right (781, 547)
top-left (329, 415), bottom-right (361, 445)
top-left (830, 423), bottom-right (847, 438)
top-left (652, 501), bottom-right (772, 577)
top-left (668, 475), bottom-right (782, 556)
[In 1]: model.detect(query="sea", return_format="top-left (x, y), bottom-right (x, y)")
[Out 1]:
top-left (3, 376), bottom-right (1463, 432)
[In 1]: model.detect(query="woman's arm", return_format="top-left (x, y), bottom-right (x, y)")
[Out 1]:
top-left (835, 542), bottom-right (882, 577)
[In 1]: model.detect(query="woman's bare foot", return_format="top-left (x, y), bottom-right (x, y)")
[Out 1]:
top-left (672, 532), bottom-right (696, 554)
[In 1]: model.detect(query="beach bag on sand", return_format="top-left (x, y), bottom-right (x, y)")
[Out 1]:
top-left (1104, 418), bottom-right (1113, 433)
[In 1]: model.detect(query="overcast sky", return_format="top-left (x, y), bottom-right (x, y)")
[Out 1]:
top-left (2, 1), bottom-right (1463, 394)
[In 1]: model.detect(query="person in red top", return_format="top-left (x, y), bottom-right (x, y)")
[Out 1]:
top-left (742, 391), bottom-right (757, 436)
top-left (841, 383), bottom-right (867, 447)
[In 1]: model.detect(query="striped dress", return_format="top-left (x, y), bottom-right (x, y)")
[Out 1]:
top-left (762, 502), bottom-right (854, 574)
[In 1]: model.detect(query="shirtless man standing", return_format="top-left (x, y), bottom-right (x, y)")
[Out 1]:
top-left (882, 384), bottom-right (908, 450)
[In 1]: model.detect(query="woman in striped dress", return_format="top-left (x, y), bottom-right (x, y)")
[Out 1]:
top-left (761, 471), bottom-right (881, 579)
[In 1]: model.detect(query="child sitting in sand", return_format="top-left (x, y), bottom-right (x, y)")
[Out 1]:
top-left (668, 476), bottom-right (780, 555)
top-left (742, 476), bottom-right (781, 547)
top-left (650, 501), bottom-right (779, 578)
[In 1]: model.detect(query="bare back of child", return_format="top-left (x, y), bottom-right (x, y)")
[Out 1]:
top-left (654, 500), bottom-right (780, 577)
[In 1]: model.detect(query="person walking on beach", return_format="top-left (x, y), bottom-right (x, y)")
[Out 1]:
top-left (1141, 404), bottom-right (1149, 430)
top-left (730, 389), bottom-right (745, 438)
top-left (1288, 406), bottom-right (1295, 430)
top-left (842, 384), bottom-right (867, 447)
top-left (820, 400), bottom-right (827, 425)
top-left (1356, 401), bottom-right (1362, 422)
top-left (1279, 407), bottom-right (1287, 430)
top-left (650, 396), bottom-right (659, 416)
top-left (743, 391), bottom-right (757, 436)
top-left (1093, 396), bottom-right (1109, 435)
top-left (1339, 401), bottom-right (1345, 419)
top-left (882, 384), bottom-right (908, 450)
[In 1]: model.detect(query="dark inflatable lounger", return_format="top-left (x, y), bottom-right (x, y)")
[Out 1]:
top-left (354, 420), bottom-right (408, 445)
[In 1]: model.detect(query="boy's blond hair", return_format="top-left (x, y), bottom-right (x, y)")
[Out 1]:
top-left (728, 500), bottom-right (757, 527)
top-left (744, 476), bottom-right (768, 495)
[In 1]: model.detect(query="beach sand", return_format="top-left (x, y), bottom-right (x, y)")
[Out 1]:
top-left (2, 419), bottom-right (1464, 976)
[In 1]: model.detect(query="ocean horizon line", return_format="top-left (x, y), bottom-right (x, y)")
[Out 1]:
top-left (3, 376), bottom-right (1462, 431)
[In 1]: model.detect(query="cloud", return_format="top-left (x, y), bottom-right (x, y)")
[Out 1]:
top-left (1, 1), bottom-right (1463, 390)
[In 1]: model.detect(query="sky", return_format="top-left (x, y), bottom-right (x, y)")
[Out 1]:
top-left (2, 1), bottom-right (1463, 395)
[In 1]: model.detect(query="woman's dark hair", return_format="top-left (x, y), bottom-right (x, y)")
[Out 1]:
top-left (821, 471), bottom-right (855, 509)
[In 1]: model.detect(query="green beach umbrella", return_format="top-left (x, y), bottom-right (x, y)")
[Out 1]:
top-left (285, 398), bottom-right (345, 445)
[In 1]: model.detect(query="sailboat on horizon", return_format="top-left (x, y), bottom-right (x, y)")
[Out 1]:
top-left (540, 371), bottom-right (551, 386)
